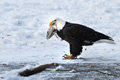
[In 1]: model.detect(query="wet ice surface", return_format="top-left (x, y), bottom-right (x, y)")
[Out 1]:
top-left (41, 63), bottom-right (120, 80)
top-left (0, 63), bottom-right (24, 74)
top-left (0, 63), bottom-right (120, 80)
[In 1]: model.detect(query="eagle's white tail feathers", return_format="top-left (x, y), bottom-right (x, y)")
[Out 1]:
top-left (95, 39), bottom-right (116, 44)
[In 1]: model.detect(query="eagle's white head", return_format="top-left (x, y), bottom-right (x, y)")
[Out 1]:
top-left (49, 18), bottom-right (66, 31)
top-left (47, 18), bottom-right (66, 39)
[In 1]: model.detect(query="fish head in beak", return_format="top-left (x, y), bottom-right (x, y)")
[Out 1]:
top-left (46, 21), bottom-right (56, 39)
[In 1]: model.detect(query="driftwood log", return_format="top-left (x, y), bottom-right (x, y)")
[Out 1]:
top-left (19, 63), bottom-right (59, 77)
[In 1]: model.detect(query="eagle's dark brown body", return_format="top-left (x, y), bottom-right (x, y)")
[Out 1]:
top-left (57, 22), bottom-right (113, 57)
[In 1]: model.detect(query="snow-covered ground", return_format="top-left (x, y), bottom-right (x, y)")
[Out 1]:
top-left (0, 0), bottom-right (120, 80)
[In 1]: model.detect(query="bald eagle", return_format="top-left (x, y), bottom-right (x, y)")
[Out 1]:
top-left (47, 18), bottom-right (115, 59)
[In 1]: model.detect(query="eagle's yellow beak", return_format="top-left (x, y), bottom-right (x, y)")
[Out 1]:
top-left (49, 21), bottom-right (55, 27)
top-left (49, 22), bottom-right (53, 27)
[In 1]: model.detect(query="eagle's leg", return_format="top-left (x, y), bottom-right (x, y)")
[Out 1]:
top-left (63, 54), bottom-right (76, 59)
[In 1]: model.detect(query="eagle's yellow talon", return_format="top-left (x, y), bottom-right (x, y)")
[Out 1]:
top-left (63, 54), bottom-right (76, 59)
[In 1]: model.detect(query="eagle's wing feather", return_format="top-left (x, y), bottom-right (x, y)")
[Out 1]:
top-left (63, 23), bottom-right (113, 43)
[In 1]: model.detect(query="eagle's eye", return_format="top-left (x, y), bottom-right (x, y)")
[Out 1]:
top-left (54, 20), bottom-right (56, 22)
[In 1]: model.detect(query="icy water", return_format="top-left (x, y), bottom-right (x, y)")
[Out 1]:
top-left (0, 63), bottom-right (120, 80)
top-left (41, 63), bottom-right (120, 80)
top-left (0, 64), bottom-right (24, 74)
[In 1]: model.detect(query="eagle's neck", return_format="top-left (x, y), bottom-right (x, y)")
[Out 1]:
top-left (56, 19), bottom-right (66, 31)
